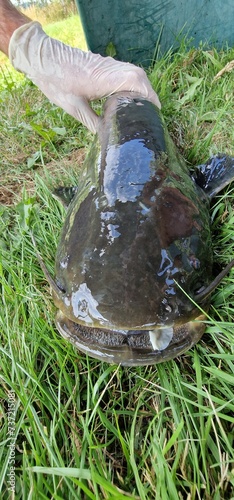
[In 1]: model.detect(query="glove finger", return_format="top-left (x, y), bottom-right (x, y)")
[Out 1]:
top-left (72, 97), bottom-right (101, 134)
top-left (34, 85), bottom-right (100, 134)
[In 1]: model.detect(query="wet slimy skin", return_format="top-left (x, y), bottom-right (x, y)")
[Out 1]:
top-left (43, 92), bottom-right (234, 365)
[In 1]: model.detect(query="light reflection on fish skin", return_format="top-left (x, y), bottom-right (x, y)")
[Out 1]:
top-left (139, 201), bottom-right (150, 215)
top-left (106, 224), bottom-right (121, 242)
top-left (103, 139), bottom-right (154, 205)
top-left (60, 256), bottom-right (69, 270)
top-left (157, 249), bottom-right (180, 297)
top-left (100, 211), bottom-right (121, 244)
top-left (157, 248), bottom-right (173, 276)
top-left (63, 283), bottom-right (108, 325)
top-left (99, 249), bottom-right (105, 258)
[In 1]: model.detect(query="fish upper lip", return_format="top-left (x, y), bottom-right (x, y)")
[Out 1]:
top-left (56, 311), bottom-right (206, 365)
top-left (56, 316), bottom-right (174, 350)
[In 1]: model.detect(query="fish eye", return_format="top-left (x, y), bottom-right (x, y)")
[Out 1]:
top-left (193, 282), bottom-right (205, 294)
top-left (56, 279), bottom-right (66, 293)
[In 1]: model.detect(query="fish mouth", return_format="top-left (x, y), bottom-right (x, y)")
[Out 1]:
top-left (55, 311), bottom-right (206, 366)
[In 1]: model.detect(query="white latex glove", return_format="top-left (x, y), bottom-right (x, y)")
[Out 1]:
top-left (9, 21), bottom-right (161, 134)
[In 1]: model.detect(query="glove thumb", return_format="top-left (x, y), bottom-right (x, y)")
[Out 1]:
top-left (70, 97), bottom-right (101, 134)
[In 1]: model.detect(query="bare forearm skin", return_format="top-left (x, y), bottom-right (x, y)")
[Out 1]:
top-left (0, 0), bottom-right (30, 55)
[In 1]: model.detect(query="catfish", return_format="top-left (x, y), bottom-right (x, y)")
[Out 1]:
top-left (36, 92), bottom-right (234, 366)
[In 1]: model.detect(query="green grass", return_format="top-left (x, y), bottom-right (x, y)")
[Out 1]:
top-left (0, 14), bottom-right (234, 500)
top-left (45, 14), bottom-right (87, 50)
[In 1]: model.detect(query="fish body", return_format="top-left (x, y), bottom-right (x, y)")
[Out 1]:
top-left (44, 92), bottom-right (234, 365)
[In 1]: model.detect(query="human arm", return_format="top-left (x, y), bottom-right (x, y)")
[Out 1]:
top-left (0, 0), bottom-right (30, 55)
top-left (0, 0), bottom-right (161, 133)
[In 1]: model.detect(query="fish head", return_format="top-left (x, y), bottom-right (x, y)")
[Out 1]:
top-left (51, 162), bottom-right (212, 365)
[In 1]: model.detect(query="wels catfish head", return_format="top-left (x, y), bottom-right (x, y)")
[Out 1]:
top-left (37, 92), bottom-right (234, 366)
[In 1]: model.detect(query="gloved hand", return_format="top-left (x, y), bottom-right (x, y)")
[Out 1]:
top-left (9, 22), bottom-right (161, 133)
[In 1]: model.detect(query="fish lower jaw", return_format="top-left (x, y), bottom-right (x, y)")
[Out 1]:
top-left (55, 311), bottom-right (206, 366)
